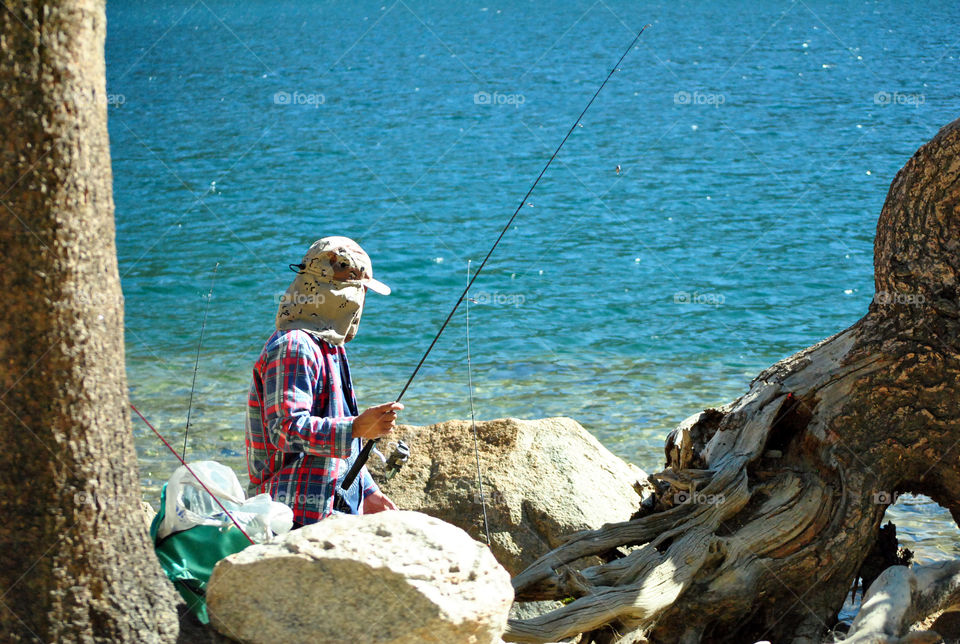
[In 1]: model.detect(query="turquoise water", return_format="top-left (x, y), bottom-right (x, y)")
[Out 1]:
top-left (106, 1), bottom-right (959, 561)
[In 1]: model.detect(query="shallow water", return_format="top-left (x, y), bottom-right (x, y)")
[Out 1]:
top-left (106, 0), bottom-right (960, 564)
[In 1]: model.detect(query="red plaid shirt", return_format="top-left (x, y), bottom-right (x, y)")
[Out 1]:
top-left (245, 329), bottom-right (378, 524)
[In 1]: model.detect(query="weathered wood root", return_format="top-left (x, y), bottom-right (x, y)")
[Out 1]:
top-left (506, 118), bottom-right (960, 644)
top-left (506, 331), bottom-right (876, 642)
top-left (858, 522), bottom-right (914, 600)
top-left (844, 560), bottom-right (960, 643)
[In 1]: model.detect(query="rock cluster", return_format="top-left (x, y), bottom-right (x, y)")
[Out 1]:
top-left (369, 417), bottom-right (648, 575)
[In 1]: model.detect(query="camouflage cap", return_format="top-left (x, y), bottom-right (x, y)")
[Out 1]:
top-left (293, 236), bottom-right (391, 295)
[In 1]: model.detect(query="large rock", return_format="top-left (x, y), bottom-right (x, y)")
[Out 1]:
top-left (368, 417), bottom-right (647, 576)
top-left (139, 500), bottom-right (156, 533)
top-left (206, 510), bottom-right (512, 644)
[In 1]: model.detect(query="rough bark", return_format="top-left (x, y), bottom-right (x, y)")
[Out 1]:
top-left (0, 1), bottom-right (179, 641)
top-left (506, 118), bottom-right (960, 643)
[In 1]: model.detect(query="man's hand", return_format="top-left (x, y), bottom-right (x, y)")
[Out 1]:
top-left (353, 401), bottom-right (404, 440)
top-left (362, 490), bottom-right (398, 514)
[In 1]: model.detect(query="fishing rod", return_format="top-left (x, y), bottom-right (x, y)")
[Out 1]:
top-left (341, 25), bottom-right (650, 491)
top-left (182, 262), bottom-right (219, 459)
top-left (132, 264), bottom-right (255, 545)
top-left (465, 261), bottom-right (491, 545)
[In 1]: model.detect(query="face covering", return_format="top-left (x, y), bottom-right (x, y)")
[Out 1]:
top-left (275, 236), bottom-right (389, 346)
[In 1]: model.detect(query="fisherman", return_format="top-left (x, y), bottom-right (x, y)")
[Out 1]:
top-left (245, 236), bottom-right (401, 527)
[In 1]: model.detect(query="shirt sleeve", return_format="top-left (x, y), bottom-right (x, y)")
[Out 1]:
top-left (261, 332), bottom-right (355, 459)
top-left (360, 465), bottom-right (379, 499)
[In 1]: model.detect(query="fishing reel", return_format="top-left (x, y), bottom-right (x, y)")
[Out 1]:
top-left (383, 440), bottom-right (410, 480)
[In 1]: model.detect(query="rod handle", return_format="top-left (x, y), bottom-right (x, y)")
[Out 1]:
top-left (340, 439), bottom-right (376, 490)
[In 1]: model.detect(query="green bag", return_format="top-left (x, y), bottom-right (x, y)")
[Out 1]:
top-left (149, 483), bottom-right (252, 624)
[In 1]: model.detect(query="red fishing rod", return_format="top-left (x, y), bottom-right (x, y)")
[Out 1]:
top-left (341, 25), bottom-right (651, 491)
top-left (132, 403), bottom-right (255, 545)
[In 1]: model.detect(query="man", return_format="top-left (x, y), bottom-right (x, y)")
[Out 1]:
top-left (245, 236), bottom-right (401, 526)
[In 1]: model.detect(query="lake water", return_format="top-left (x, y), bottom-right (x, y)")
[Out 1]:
top-left (105, 0), bottom-right (960, 570)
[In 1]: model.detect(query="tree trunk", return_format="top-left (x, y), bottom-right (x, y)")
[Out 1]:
top-left (0, 1), bottom-right (179, 641)
top-left (506, 118), bottom-right (960, 643)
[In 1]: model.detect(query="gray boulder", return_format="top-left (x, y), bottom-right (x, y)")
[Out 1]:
top-left (368, 417), bottom-right (648, 576)
top-left (206, 510), bottom-right (512, 644)
top-left (139, 500), bottom-right (156, 533)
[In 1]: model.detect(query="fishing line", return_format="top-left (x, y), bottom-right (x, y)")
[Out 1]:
top-left (466, 260), bottom-right (492, 545)
top-left (341, 25), bottom-right (650, 491)
top-left (132, 402), bottom-right (255, 544)
top-left (182, 262), bottom-right (220, 460)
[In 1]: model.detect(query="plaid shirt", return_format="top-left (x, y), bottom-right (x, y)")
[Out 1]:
top-left (245, 329), bottom-right (378, 524)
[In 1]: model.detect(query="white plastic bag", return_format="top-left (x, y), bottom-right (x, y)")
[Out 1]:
top-left (157, 461), bottom-right (293, 542)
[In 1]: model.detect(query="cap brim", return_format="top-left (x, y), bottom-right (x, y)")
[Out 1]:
top-left (364, 278), bottom-right (391, 295)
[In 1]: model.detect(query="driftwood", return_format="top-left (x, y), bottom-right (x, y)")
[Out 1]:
top-left (505, 117), bottom-right (960, 643)
top-left (845, 561), bottom-right (960, 643)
